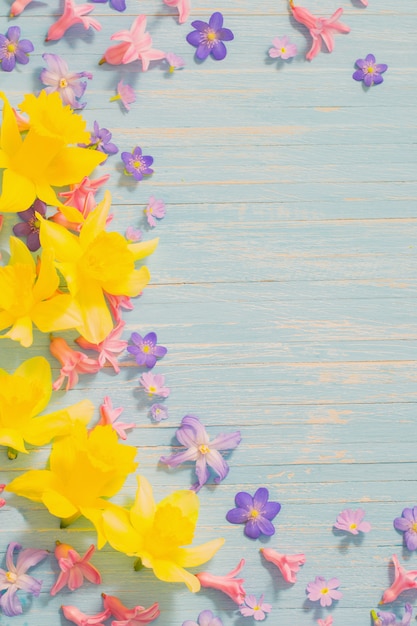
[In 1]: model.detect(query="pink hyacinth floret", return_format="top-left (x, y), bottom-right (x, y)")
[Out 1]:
top-left (163, 0), bottom-right (191, 24)
top-left (50, 542), bottom-right (101, 596)
top-left (260, 548), bottom-right (305, 583)
top-left (380, 554), bottom-right (417, 604)
top-left (289, 2), bottom-right (350, 61)
top-left (97, 396), bottom-right (136, 440)
top-left (196, 558), bottom-right (246, 605)
top-left (46, 0), bottom-right (101, 41)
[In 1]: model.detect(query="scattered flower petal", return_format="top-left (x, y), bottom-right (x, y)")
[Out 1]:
top-left (239, 594), bottom-right (271, 621)
top-left (381, 555), bottom-right (417, 604)
top-left (289, 2), bottom-right (349, 61)
top-left (0, 542), bottom-right (48, 617)
top-left (352, 53), bottom-right (388, 86)
top-left (145, 196), bottom-right (166, 227)
top-left (268, 35), bottom-right (297, 60)
top-left (0, 26), bottom-right (34, 72)
top-left (187, 12), bottom-right (234, 61)
top-left (122, 147), bottom-right (154, 181)
top-left (260, 548), bottom-right (305, 583)
top-left (40, 53), bottom-right (93, 109)
top-left (160, 415), bottom-right (241, 491)
top-left (50, 542), bottom-right (101, 596)
top-left (333, 508), bottom-right (371, 535)
top-left (139, 371), bottom-right (170, 398)
top-left (196, 558), bottom-right (246, 605)
top-left (226, 487), bottom-right (281, 539)
top-left (306, 576), bottom-right (342, 607)
top-left (165, 52), bottom-right (186, 73)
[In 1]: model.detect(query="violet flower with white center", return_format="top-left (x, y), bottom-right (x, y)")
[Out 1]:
top-left (268, 35), bottom-right (297, 60)
top-left (160, 415), bottom-right (241, 492)
top-left (12, 198), bottom-right (47, 252)
top-left (186, 12), bottom-right (234, 61)
top-left (40, 53), bottom-right (92, 109)
top-left (145, 196), bottom-right (166, 227)
top-left (79, 121), bottom-right (119, 156)
top-left (239, 594), bottom-right (272, 621)
top-left (127, 331), bottom-right (167, 368)
top-left (0, 26), bottom-right (34, 72)
top-left (0, 542), bottom-right (48, 617)
top-left (226, 487), bottom-right (281, 539)
top-left (352, 53), bottom-right (388, 87)
top-left (110, 80), bottom-right (136, 110)
top-left (165, 52), bottom-right (186, 73)
top-left (150, 403), bottom-right (169, 422)
top-left (306, 576), bottom-right (342, 607)
top-left (183, 609), bottom-right (223, 626)
top-left (372, 604), bottom-right (413, 626)
top-left (334, 507), bottom-right (371, 535)
top-left (121, 146), bottom-right (154, 181)
top-left (394, 506), bottom-right (417, 550)
top-left (139, 371), bottom-right (170, 398)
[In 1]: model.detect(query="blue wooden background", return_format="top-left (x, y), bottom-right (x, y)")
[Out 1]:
top-left (1, 0), bottom-right (417, 624)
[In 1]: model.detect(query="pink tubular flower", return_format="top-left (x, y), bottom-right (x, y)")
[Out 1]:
top-left (9, 0), bottom-right (34, 17)
top-left (360, 0), bottom-right (368, 5)
top-left (50, 542), bottom-right (101, 596)
top-left (59, 174), bottom-right (110, 214)
top-left (102, 593), bottom-right (160, 624)
top-left (100, 14), bottom-right (165, 70)
top-left (0, 483), bottom-right (5, 508)
top-left (76, 321), bottom-right (128, 373)
top-left (318, 618), bottom-right (333, 626)
top-left (110, 80), bottom-right (136, 111)
top-left (260, 548), bottom-right (305, 583)
top-left (240, 594), bottom-right (271, 621)
top-left (289, 1), bottom-right (350, 61)
top-left (61, 605), bottom-right (111, 626)
top-left (381, 554), bottom-right (417, 604)
top-left (98, 396), bottom-right (135, 440)
top-left (50, 336), bottom-right (101, 391)
top-left (145, 196), bottom-right (166, 227)
top-left (105, 293), bottom-right (134, 324)
top-left (46, 0), bottom-right (101, 41)
top-left (196, 558), bottom-right (246, 605)
top-left (306, 576), bottom-right (342, 607)
top-left (334, 508), bottom-right (371, 535)
top-left (163, 0), bottom-right (191, 24)
top-left (139, 372), bottom-right (170, 398)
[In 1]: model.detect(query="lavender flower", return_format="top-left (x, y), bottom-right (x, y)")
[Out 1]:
top-left (127, 331), bottom-right (167, 368)
top-left (226, 487), bottom-right (281, 539)
top-left (165, 52), bottom-right (185, 73)
top-left (0, 26), bottom-right (34, 72)
top-left (186, 12), bottom-right (234, 61)
top-left (40, 53), bottom-right (92, 109)
top-left (110, 80), bottom-right (136, 110)
top-left (12, 199), bottom-right (46, 252)
top-left (121, 146), bottom-right (154, 181)
top-left (150, 403), bottom-right (169, 422)
top-left (394, 507), bottom-right (417, 550)
top-left (139, 372), bottom-right (170, 398)
top-left (80, 121), bottom-right (119, 155)
top-left (352, 53), bottom-right (388, 86)
top-left (0, 542), bottom-right (48, 617)
top-left (145, 196), bottom-right (166, 227)
top-left (239, 594), bottom-right (272, 621)
top-left (373, 604), bottom-right (413, 626)
top-left (268, 35), bottom-right (297, 60)
top-left (183, 609), bottom-right (223, 626)
top-left (160, 415), bottom-right (241, 492)
top-left (306, 576), bottom-right (342, 607)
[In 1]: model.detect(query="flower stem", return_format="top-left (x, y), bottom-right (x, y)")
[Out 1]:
top-left (133, 557), bottom-right (144, 571)
top-left (7, 447), bottom-right (18, 460)
top-left (60, 512), bottom-right (81, 528)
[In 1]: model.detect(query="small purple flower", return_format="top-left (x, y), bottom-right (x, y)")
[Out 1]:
top-left (333, 508), bottom-right (371, 535)
top-left (121, 146), bottom-right (154, 181)
top-left (239, 594), bottom-right (272, 621)
top-left (306, 576), bottom-right (342, 607)
top-left (394, 507), bottom-right (417, 550)
top-left (40, 53), bottom-right (92, 109)
top-left (12, 199), bottom-right (46, 252)
top-left (90, 0), bottom-right (126, 11)
top-left (0, 26), bottom-right (34, 72)
top-left (110, 80), bottom-right (136, 110)
top-left (352, 53), bottom-right (388, 86)
top-left (139, 371), bottom-right (170, 398)
top-left (80, 121), bottom-right (119, 156)
top-left (183, 609), bottom-right (223, 626)
top-left (145, 196), bottom-right (166, 227)
top-left (150, 403), bottom-right (169, 422)
top-left (186, 12), bottom-right (234, 61)
top-left (125, 226), bottom-right (142, 242)
top-left (0, 542), bottom-right (48, 617)
top-left (268, 35), bottom-right (297, 60)
top-left (160, 415), bottom-right (241, 492)
top-left (226, 487), bottom-right (281, 539)
top-left (127, 331), bottom-right (167, 368)
top-left (165, 52), bottom-right (185, 73)
top-left (374, 603), bottom-right (413, 626)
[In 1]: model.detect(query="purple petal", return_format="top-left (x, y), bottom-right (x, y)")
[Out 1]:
top-left (143, 332), bottom-right (157, 346)
top-left (6, 26), bottom-right (21, 42)
top-left (102, 142), bottom-right (119, 155)
top-left (210, 430), bottom-right (241, 451)
top-left (234, 491), bottom-right (254, 510)
top-left (217, 28), bottom-right (234, 42)
top-left (244, 518), bottom-right (262, 539)
top-left (0, 587), bottom-right (22, 617)
top-left (16, 547), bottom-right (48, 573)
top-left (352, 69), bottom-right (365, 82)
top-left (209, 12), bottom-right (223, 31)
top-left (6, 543), bottom-right (21, 571)
top-left (195, 455), bottom-right (210, 488)
top-left (13, 222), bottom-right (32, 237)
top-left (196, 44), bottom-right (211, 60)
top-left (394, 517), bottom-right (411, 531)
top-left (42, 53), bottom-right (69, 76)
top-left (26, 231), bottom-right (41, 251)
top-left (177, 415), bottom-right (209, 447)
top-left (372, 74), bottom-right (384, 85)
top-left (132, 146), bottom-right (143, 159)
top-left (263, 501), bottom-right (281, 520)
top-left (363, 73), bottom-right (374, 87)
top-left (354, 58), bottom-right (366, 69)
top-left (253, 487), bottom-right (270, 510)
top-left (211, 41), bottom-right (227, 61)
top-left (16, 39), bottom-right (34, 54)
top-left (110, 0), bottom-right (126, 10)
top-left (255, 516), bottom-right (276, 536)
top-left (206, 449), bottom-right (229, 483)
top-left (14, 49), bottom-right (30, 65)
top-left (130, 332), bottom-right (144, 346)
top-left (402, 507), bottom-right (416, 522)
top-left (2, 55), bottom-right (16, 72)
top-left (160, 448), bottom-right (198, 467)
top-left (186, 30), bottom-right (202, 47)
top-left (15, 573), bottom-right (42, 596)
top-left (141, 155), bottom-right (154, 168)
top-left (153, 345), bottom-right (167, 358)
top-left (190, 20), bottom-right (209, 32)
top-left (122, 152), bottom-right (133, 166)
top-left (404, 531), bottom-right (417, 551)
top-left (365, 53), bottom-right (376, 64)
top-left (226, 507), bottom-right (249, 524)
top-left (375, 64), bottom-right (388, 73)
top-left (144, 353), bottom-right (157, 368)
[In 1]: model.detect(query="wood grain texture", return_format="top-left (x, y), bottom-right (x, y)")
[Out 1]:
top-left (0, 0), bottom-right (416, 624)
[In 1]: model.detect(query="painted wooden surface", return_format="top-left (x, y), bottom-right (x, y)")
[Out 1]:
top-left (1, 0), bottom-right (417, 625)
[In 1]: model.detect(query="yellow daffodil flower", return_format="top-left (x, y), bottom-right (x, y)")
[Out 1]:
top-left (6, 422), bottom-right (138, 546)
top-left (38, 190), bottom-right (158, 344)
top-left (0, 237), bottom-right (82, 347)
top-left (0, 90), bottom-right (105, 220)
top-left (102, 475), bottom-right (225, 592)
top-left (0, 356), bottom-right (94, 456)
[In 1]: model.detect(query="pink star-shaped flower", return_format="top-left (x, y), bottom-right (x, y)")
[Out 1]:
top-left (289, 2), bottom-right (350, 61)
top-left (163, 0), bottom-right (191, 24)
top-left (100, 14), bottom-right (165, 70)
top-left (50, 542), bottom-right (102, 596)
top-left (97, 396), bottom-right (136, 440)
top-left (50, 336), bottom-right (101, 391)
top-left (381, 554), bottom-right (417, 604)
top-left (46, 0), bottom-right (102, 41)
top-left (76, 321), bottom-right (128, 373)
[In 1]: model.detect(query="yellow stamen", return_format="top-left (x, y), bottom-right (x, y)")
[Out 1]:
top-left (207, 31), bottom-right (216, 41)
top-left (5, 571), bottom-right (17, 583)
top-left (199, 444), bottom-right (210, 454)
top-left (59, 78), bottom-right (68, 88)
top-left (250, 509), bottom-right (259, 518)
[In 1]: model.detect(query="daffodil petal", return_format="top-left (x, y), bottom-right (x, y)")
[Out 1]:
top-left (130, 475), bottom-right (156, 534)
top-left (102, 266), bottom-right (150, 298)
top-left (24, 409), bottom-right (74, 446)
top-left (6, 470), bottom-right (53, 501)
top-left (1, 315), bottom-right (34, 347)
top-left (45, 146), bottom-right (106, 187)
top-left (9, 236), bottom-right (35, 268)
top-left (15, 128), bottom-right (64, 180)
top-left (128, 238), bottom-right (159, 261)
top-left (0, 428), bottom-right (27, 453)
top-left (0, 148), bottom-right (10, 169)
top-left (65, 399), bottom-right (95, 425)
top-left (102, 506), bottom-right (143, 555)
top-left (79, 190), bottom-right (112, 250)
top-left (0, 311), bottom-right (14, 332)
top-left (32, 248), bottom-right (59, 301)
top-left (175, 538), bottom-right (225, 567)
top-left (76, 280), bottom-right (114, 344)
top-left (0, 91), bottom-right (23, 155)
top-left (151, 559), bottom-right (201, 592)
top-left (39, 215), bottom-right (82, 263)
top-left (0, 169), bottom-right (36, 213)
top-left (33, 295), bottom-right (82, 333)
top-left (43, 489), bottom-right (78, 519)
top-left (157, 489), bottom-right (199, 525)
top-left (14, 356), bottom-right (52, 417)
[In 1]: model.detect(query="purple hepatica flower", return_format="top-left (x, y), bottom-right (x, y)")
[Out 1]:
top-left (0, 542), bottom-right (48, 617)
top-left (12, 198), bottom-right (47, 252)
top-left (145, 196), bottom-right (166, 227)
top-left (40, 53), bottom-right (92, 109)
top-left (90, 0), bottom-right (126, 11)
top-left (306, 576), bottom-right (342, 607)
top-left (127, 331), bottom-right (167, 368)
top-left (121, 146), bottom-right (154, 181)
top-left (183, 609), bottom-right (223, 626)
top-left (352, 53), bottom-right (388, 87)
top-left (186, 12), bottom-right (234, 61)
top-left (393, 506), bottom-right (417, 550)
top-left (79, 121), bottom-right (119, 156)
top-left (0, 26), bottom-right (34, 72)
top-left (226, 487), bottom-right (281, 539)
top-left (160, 415), bottom-right (241, 492)
top-left (150, 403), bottom-right (169, 422)
top-left (374, 604), bottom-right (413, 626)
